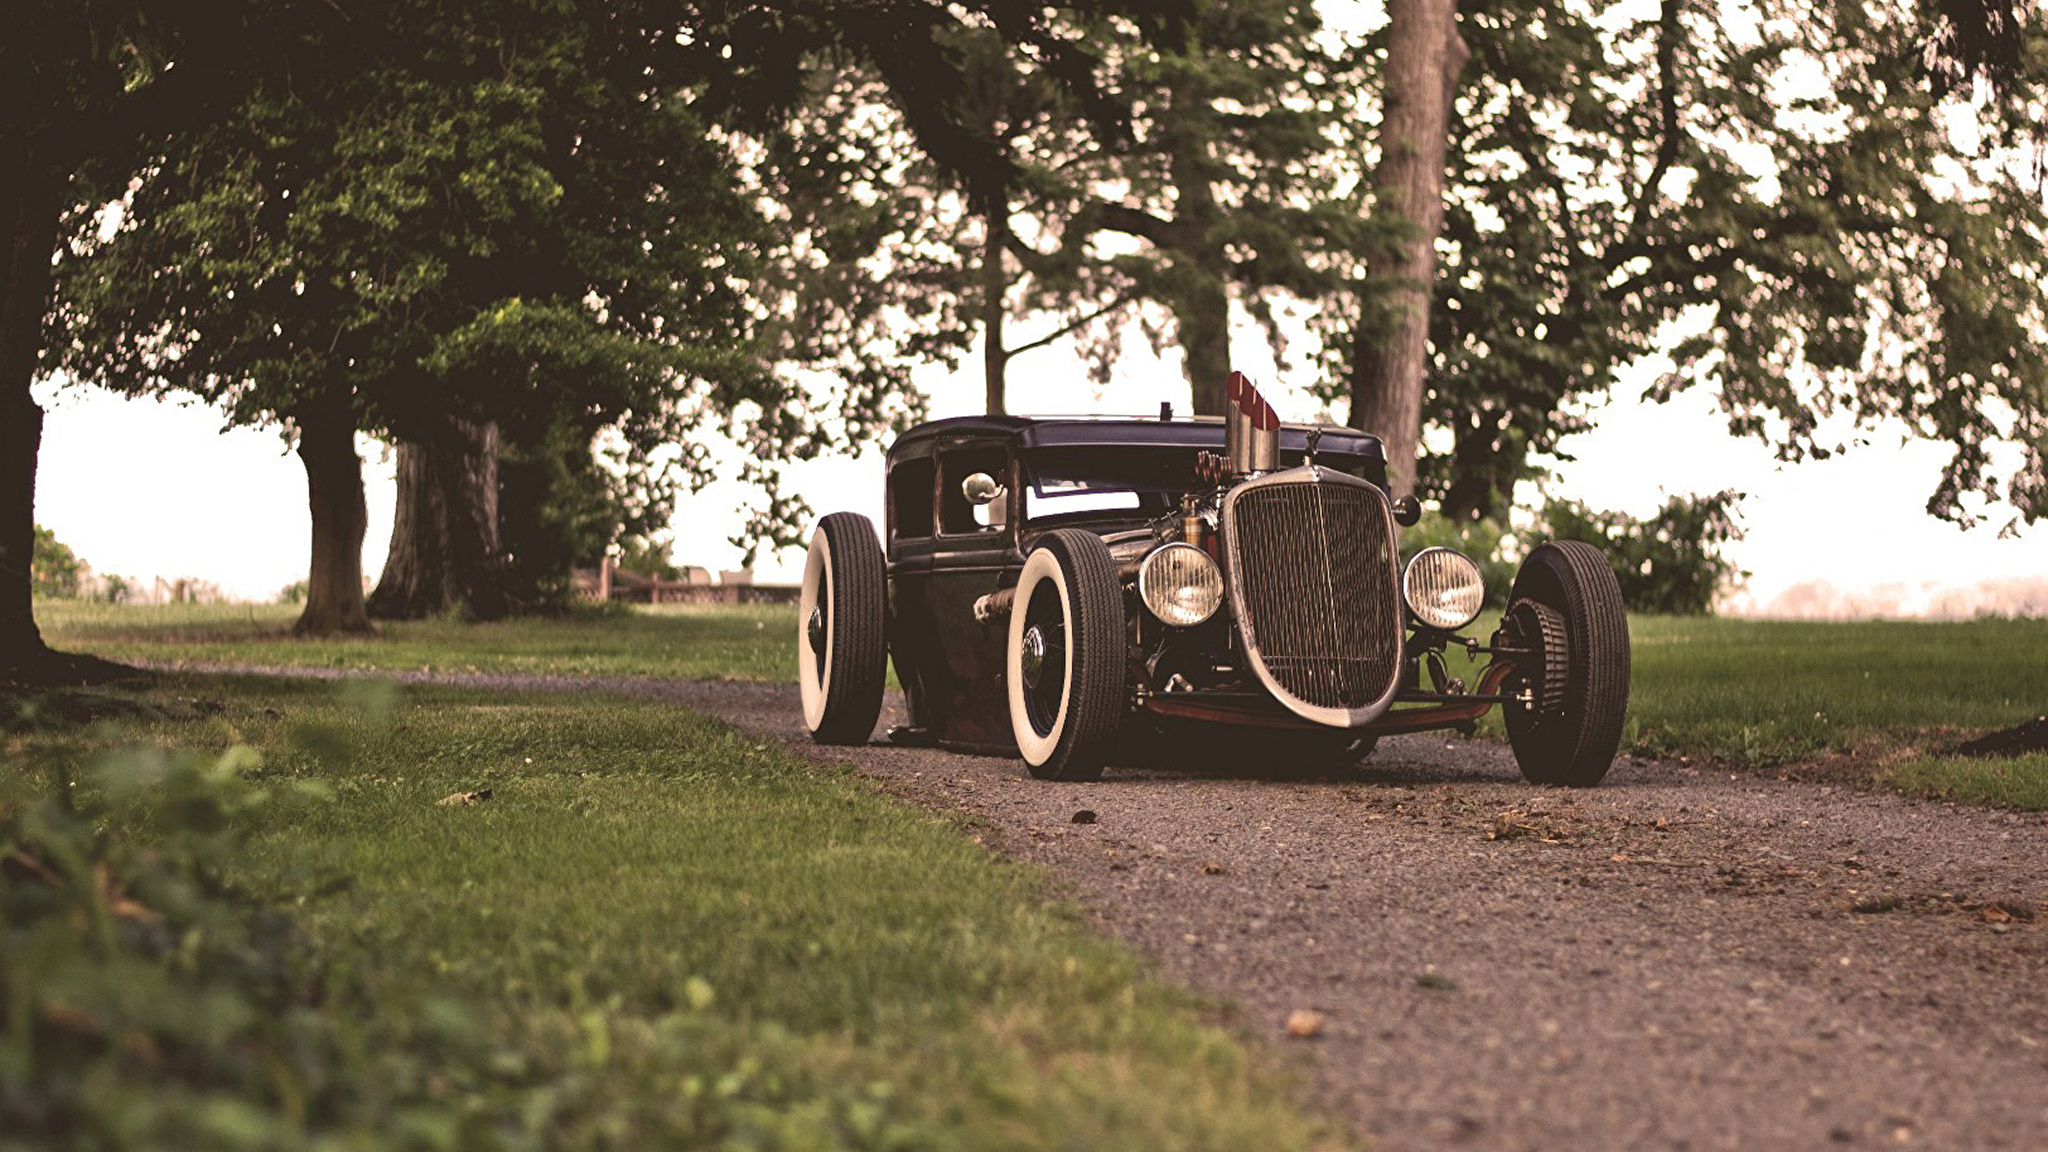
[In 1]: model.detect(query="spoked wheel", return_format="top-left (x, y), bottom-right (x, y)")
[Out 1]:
top-left (1006, 529), bottom-right (1127, 780)
top-left (798, 512), bottom-right (887, 745)
top-left (1499, 540), bottom-right (1631, 786)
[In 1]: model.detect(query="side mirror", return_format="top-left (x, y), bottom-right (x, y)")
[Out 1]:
top-left (961, 472), bottom-right (1005, 506)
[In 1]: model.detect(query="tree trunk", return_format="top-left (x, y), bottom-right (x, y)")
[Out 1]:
top-left (1348, 0), bottom-right (1469, 498)
top-left (292, 400), bottom-right (373, 636)
top-left (434, 417), bottom-right (508, 620)
top-left (368, 417), bottom-right (507, 621)
top-left (1175, 262), bottom-right (1231, 417)
top-left (0, 149), bottom-right (57, 676)
top-left (1163, 79), bottom-right (1230, 418)
top-left (367, 440), bottom-right (454, 619)
top-left (983, 204), bottom-right (1009, 415)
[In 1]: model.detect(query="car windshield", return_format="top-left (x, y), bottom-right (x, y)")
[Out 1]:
top-left (1021, 447), bottom-right (1191, 522)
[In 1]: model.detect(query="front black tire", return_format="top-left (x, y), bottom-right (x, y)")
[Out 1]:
top-left (1006, 529), bottom-right (1127, 780)
top-left (798, 513), bottom-right (887, 745)
top-left (1501, 540), bottom-right (1630, 786)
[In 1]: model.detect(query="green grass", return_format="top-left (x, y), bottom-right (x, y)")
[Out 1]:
top-left (37, 599), bottom-right (796, 682)
top-left (1620, 616), bottom-right (2048, 767)
top-left (1884, 752), bottom-right (2048, 810)
top-left (8, 674), bottom-right (1354, 1150)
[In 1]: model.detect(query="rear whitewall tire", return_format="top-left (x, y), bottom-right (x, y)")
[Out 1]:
top-left (798, 513), bottom-right (887, 745)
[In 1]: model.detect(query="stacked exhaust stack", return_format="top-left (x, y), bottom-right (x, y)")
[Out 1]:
top-left (1228, 372), bottom-right (1281, 474)
top-left (1225, 371), bottom-right (1247, 468)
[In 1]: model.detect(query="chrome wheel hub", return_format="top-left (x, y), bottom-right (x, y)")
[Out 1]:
top-left (1020, 625), bottom-right (1048, 688)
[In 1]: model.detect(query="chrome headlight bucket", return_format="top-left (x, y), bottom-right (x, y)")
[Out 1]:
top-left (1138, 542), bottom-right (1224, 627)
top-left (1402, 547), bottom-right (1485, 631)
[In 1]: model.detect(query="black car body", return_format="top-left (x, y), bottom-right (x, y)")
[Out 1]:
top-left (798, 396), bottom-right (1632, 785)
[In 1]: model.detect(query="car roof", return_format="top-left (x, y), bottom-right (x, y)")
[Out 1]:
top-left (887, 414), bottom-right (1385, 463)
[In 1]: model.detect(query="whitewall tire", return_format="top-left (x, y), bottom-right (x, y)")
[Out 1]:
top-left (1005, 529), bottom-right (1126, 780)
top-left (798, 513), bottom-right (887, 745)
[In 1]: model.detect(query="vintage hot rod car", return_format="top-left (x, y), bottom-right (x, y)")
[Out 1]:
top-left (796, 378), bottom-right (1631, 785)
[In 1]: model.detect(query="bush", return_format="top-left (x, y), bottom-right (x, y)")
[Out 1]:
top-left (276, 579), bottom-right (308, 605)
top-left (97, 575), bottom-right (133, 605)
top-left (30, 526), bottom-right (85, 599)
top-left (1526, 490), bottom-right (1746, 615)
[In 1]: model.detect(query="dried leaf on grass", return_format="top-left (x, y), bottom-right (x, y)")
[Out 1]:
top-left (437, 788), bottom-right (493, 807)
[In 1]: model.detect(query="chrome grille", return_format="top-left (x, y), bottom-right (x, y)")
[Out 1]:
top-left (1224, 471), bottom-right (1402, 718)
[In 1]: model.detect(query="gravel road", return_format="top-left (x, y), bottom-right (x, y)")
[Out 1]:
top-left (197, 666), bottom-right (2048, 1151)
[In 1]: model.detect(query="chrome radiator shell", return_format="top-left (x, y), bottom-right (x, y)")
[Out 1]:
top-left (1220, 466), bottom-right (1404, 727)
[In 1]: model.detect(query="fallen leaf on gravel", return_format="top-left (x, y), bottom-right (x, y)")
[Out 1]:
top-left (1202, 861), bottom-right (1228, 875)
top-left (1610, 852), bottom-right (1695, 867)
top-left (1487, 811), bottom-right (1537, 841)
top-left (437, 789), bottom-right (492, 807)
top-left (1851, 894), bottom-right (1904, 914)
top-left (1284, 1010), bottom-right (1325, 1038)
top-left (1977, 901), bottom-right (2034, 923)
top-left (1414, 971), bottom-right (1458, 991)
top-left (1071, 809), bottom-right (1098, 825)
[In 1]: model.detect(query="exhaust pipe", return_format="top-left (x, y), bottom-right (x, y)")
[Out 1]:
top-left (1225, 371), bottom-right (1248, 473)
top-left (1232, 374), bottom-right (1280, 473)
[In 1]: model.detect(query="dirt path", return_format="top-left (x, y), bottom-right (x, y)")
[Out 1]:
top-left (192, 666), bottom-right (2048, 1151)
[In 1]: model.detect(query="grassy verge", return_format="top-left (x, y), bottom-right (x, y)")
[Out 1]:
top-left (1883, 752), bottom-right (2048, 811)
top-left (4, 674), bottom-right (1353, 1150)
top-left (37, 600), bottom-right (793, 682)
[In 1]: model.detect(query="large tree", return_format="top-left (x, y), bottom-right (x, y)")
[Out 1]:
top-left (1321, 0), bottom-right (2048, 526)
top-left (3, 0), bottom-right (342, 673)
top-left (54, 3), bottom-right (763, 630)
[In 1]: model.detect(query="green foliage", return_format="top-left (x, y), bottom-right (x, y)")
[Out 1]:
top-left (1528, 491), bottom-right (1746, 615)
top-left (275, 580), bottom-right (307, 606)
top-left (1309, 0), bottom-right (2048, 528)
top-left (96, 575), bottom-right (133, 606)
top-left (6, 670), bottom-right (1360, 1152)
top-left (0, 739), bottom-right (379, 1149)
top-left (613, 537), bottom-right (681, 582)
top-left (29, 526), bottom-right (84, 599)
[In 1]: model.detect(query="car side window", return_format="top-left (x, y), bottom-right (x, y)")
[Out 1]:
top-left (939, 447), bottom-right (1010, 535)
top-left (890, 458), bottom-right (935, 539)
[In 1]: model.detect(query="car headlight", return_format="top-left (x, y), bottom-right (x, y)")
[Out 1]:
top-left (1138, 543), bottom-right (1224, 627)
top-left (1402, 547), bottom-right (1485, 631)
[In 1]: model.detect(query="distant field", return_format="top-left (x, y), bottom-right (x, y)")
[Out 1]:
top-left (38, 599), bottom-right (794, 682)
top-left (35, 601), bottom-right (2048, 806)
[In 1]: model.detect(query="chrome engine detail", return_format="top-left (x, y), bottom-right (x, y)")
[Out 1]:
top-left (1221, 466), bottom-right (1404, 726)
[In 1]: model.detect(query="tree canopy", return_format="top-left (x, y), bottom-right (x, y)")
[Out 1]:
top-left (1314, 0), bottom-right (2048, 528)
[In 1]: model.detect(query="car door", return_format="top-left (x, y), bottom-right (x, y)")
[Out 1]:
top-left (919, 440), bottom-right (1023, 753)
